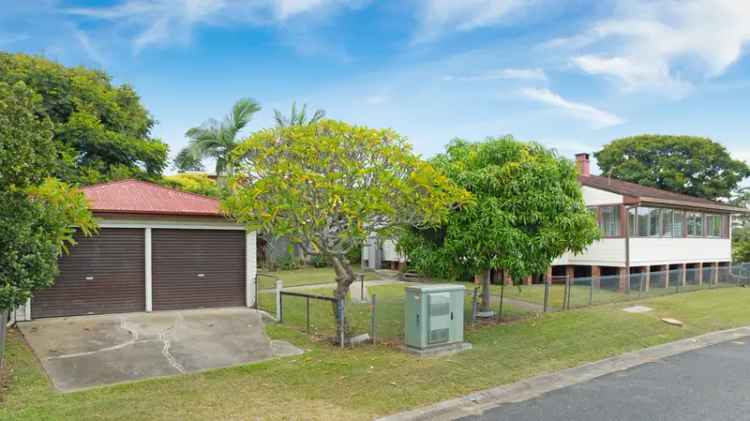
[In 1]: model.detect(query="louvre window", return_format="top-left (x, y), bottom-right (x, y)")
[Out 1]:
top-left (706, 214), bottom-right (722, 237)
top-left (600, 206), bottom-right (621, 237)
top-left (687, 212), bottom-right (705, 237)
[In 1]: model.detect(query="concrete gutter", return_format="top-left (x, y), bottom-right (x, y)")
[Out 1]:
top-left (378, 325), bottom-right (750, 421)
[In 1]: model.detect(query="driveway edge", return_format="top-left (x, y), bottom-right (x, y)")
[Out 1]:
top-left (377, 325), bottom-right (750, 421)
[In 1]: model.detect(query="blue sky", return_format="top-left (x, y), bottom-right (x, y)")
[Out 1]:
top-left (2, 0), bottom-right (750, 174)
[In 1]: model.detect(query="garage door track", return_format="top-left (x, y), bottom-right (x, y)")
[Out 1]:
top-left (19, 308), bottom-right (302, 392)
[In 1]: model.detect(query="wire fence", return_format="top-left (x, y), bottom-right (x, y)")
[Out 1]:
top-left (261, 263), bottom-right (750, 346)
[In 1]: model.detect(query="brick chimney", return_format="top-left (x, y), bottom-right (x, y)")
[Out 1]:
top-left (575, 153), bottom-right (590, 177)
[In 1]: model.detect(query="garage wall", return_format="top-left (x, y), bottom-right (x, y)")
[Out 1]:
top-left (18, 216), bottom-right (257, 321)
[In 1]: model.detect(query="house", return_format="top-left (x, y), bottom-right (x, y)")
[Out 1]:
top-left (363, 153), bottom-right (748, 287)
top-left (14, 179), bottom-right (256, 321)
top-left (550, 153), bottom-right (746, 289)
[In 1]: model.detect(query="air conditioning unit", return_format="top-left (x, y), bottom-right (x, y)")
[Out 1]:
top-left (404, 284), bottom-right (469, 355)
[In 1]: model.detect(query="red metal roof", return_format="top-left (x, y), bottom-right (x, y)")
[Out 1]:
top-left (81, 179), bottom-right (223, 217)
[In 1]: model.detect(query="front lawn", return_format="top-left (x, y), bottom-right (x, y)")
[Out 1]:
top-left (4, 288), bottom-right (750, 420)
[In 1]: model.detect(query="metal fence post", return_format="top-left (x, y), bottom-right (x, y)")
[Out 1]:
top-left (338, 298), bottom-right (345, 349)
top-left (588, 278), bottom-right (593, 306)
top-left (638, 273), bottom-right (643, 298)
top-left (471, 287), bottom-right (479, 323)
top-left (498, 283), bottom-right (505, 321)
top-left (370, 294), bottom-right (377, 344)
top-left (276, 280), bottom-right (283, 321)
top-left (359, 274), bottom-right (365, 302)
top-left (543, 281), bottom-right (549, 313)
top-left (305, 296), bottom-right (310, 333)
top-left (562, 278), bottom-right (569, 311)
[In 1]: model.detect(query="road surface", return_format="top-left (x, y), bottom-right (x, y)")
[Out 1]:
top-left (459, 339), bottom-right (750, 421)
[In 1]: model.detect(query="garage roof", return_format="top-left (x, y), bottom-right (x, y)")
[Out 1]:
top-left (82, 179), bottom-right (223, 217)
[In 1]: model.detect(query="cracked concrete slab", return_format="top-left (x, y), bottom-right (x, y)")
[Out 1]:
top-left (19, 307), bottom-right (302, 392)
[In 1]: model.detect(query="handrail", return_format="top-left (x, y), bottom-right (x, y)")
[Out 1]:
top-left (279, 290), bottom-right (338, 302)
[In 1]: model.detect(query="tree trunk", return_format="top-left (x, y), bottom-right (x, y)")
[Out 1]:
top-left (479, 269), bottom-right (492, 312)
top-left (331, 255), bottom-right (355, 343)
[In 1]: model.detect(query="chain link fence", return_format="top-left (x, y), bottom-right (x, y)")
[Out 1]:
top-left (261, 263), bottom-right (750, 346)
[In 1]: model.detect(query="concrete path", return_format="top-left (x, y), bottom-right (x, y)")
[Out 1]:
top-left (379, 325), bottom-right (750, 421)
top-left (19, 307), bottom-right (302, 392)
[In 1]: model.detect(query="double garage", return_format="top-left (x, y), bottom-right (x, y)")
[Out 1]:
top-left (21, 180), bottom-right (256, 320)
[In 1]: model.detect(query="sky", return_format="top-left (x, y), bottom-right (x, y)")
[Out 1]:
top-left (2, 0), bottom-right (750, 175)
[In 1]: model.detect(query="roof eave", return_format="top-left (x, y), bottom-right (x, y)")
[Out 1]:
top-left (636, 197), bottom-right (750, 214)
top-left (91, 209), bottom-right (227, 218)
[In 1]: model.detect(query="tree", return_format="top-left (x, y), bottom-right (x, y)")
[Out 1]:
top-left (733, 226), bottom-right (750, 263)
top-left (224, 120), bottom-right (469, 337)
top-left (185, 98), bottom-right (261, 177)
top-left (273, 102), bottom-right (325, 127)
top-left (172, 148), bottom-right (205, 173)
top-left (0, 81), bottom-right (97, 312)
top-left (398, 137), bottom-right (601, 312)
top-left (0, 53), bottom-right (168, 184)
top-left (162, 173), bottom-right (221, 198)
top-left (595, 135), bottom-right (750, 200)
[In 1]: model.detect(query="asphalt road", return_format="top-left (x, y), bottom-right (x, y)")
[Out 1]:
top-left (459, 339), bottom-right (750, 421)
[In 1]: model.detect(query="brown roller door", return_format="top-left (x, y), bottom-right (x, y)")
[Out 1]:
top-left (152, 229), bottom-right (245, 310)
top-left (31, 228), bottom-right (146, 318)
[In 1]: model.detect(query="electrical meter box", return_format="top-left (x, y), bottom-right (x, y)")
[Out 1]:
top-left (404, 284), bottom-right (465, 351)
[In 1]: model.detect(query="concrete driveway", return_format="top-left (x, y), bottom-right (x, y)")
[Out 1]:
top-left (19, 307), bottom-right (302, 392)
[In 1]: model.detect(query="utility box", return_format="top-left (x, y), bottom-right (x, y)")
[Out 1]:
top-left (404, 284), bottom-right (466, 353)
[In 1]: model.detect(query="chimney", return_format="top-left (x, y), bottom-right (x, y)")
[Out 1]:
top-left (575, 153), bottom-right (590, 177)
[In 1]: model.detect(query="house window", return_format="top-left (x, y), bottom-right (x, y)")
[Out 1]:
top-left (600, 206), bottom-right (621, 237)
top-left (661, 209), bottom-right (674, 237)
top-left (673, 210), bottom-right (685, 237)
top-left (706, 214), bottom-right (722, 237)
top-left (687, 212), bottom-right (705, 236)
top-left (628, 207), bottom-right (638, 236)
top-left (637, 207), bottom-right (651, 237)
top-left (648, 208), bottom-right (661, 237)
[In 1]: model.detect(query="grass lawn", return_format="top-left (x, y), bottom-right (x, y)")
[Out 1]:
top-left (258, 267), bottom-right (380, 289)
top-left (4, 287), bottom-right (750, 420)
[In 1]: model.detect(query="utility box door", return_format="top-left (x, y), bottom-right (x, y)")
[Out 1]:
top-left (428, 293), bottom-right (451, 345)
top-left (404, 284), bottom-right (465, 350)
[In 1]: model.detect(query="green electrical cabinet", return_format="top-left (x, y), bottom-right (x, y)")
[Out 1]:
top-left (404, 284), bottom-right (465, 351)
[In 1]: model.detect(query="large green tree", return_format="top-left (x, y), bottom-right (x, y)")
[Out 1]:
top-left (0, 53), bottom-right (168, 184)
top-left (224, 120), bottom-right (469, 337)
top-left (0, 81), bottom-right (97, 312)
top-left (595, 135), bottom-right (750, 200)
top-left (398, 136), bottom-right (600, 311)
top-left (181, 98), bottom-right (261, 177)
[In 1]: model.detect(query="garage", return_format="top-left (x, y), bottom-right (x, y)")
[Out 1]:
top-left (18, 179), bottom-right (257, 321)
top-left (31, 228), bottom-right (146, 318)
top-left (152, 229), bottom-right (246, 310)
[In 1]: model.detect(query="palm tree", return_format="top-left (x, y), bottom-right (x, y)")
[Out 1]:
top-left (184, 98), bottom-right (261, 177)
top-left (273, 102), bottom-right (325, 127)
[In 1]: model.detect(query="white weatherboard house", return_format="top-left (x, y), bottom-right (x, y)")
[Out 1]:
top-left (364, 153), bottom-right (748, 288)
top-left (14, 180), bottom-right (256, 322)
top-left (551, 153), bottom-right (746, 289)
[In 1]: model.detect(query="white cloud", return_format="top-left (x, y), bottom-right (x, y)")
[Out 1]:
top-left (413, 0), bottom-right (534, 43)
top-left (444, 67), bottom-right (547, 82)
top-left (562, 0), bottom-right (750, 95)
top-left (520, 87), bottom-right (624, 128)
top-left (72, 28), bottom-right (107, 65)
top-left (65, 0), bottom-right (360, 52)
